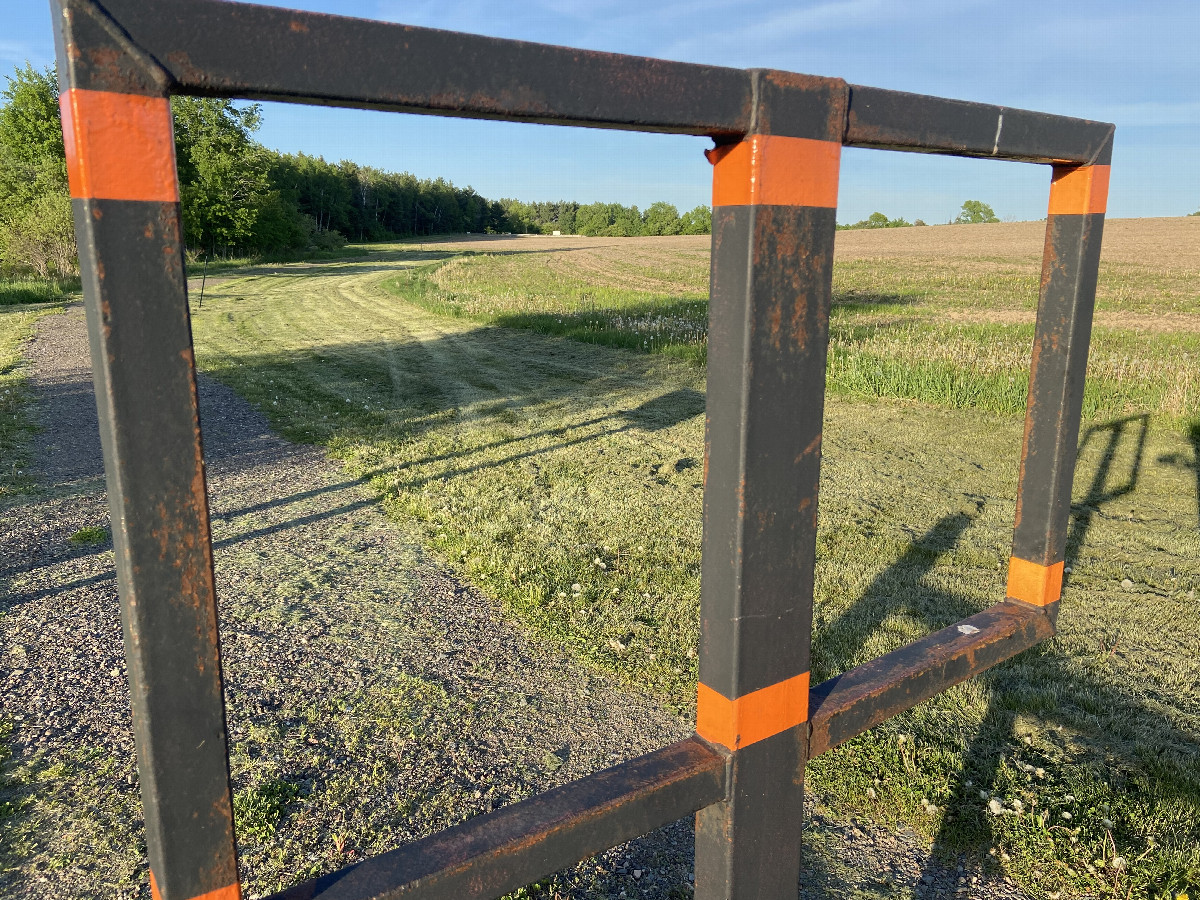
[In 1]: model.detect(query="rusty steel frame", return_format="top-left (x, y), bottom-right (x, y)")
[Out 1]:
top-left (49, 1), bottom-right (1113, 898)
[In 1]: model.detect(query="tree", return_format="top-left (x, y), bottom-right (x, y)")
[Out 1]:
top-left (954, 200), bottom-right (999, 224)
top-left (642, 201), bottom-right (681, 236)
top-left (172, 97), bottom-right (283, 254)
top-left (0, 65), bottom-right (75, 277)
top-left (678, 205), bottom-right (712, 235)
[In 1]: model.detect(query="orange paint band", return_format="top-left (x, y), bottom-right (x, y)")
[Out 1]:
top-left (696, 671), bottom-right (810, 752)
top-left (1006, 557), bottom-right (1064, 607)
top-left (150, 871), bottom-right (241, 900)
top-left (60, 88), bottom-right (179, 202)
top-left (1047, 164), bottom-right (1109, 216)
top-left (708, 135), bottom-right (841, 209)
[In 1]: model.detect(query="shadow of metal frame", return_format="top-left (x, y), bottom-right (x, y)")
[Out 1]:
top-left (49, 1), bottom-right (1113, 897)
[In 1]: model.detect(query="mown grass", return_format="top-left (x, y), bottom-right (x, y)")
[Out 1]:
top-left (0, 302), bottom-right (64, 501)
top-left (383, 253), bottom-right (1200, 422)
top-left (184, 239), bottom-right (1200, 899)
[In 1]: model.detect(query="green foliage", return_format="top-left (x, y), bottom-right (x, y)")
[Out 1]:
top-left (67, 526), bottom-right (108, 546)
top-left (642, 201), bottom-right (682, 236)
top-left (840, 211), bottom-right (912, 230)
top-left (0, 66), bottom-right (74, 279)
top-left (234, 777), bottom-right (301, 845)
top-left (500, 198), bottom-right (711, 237)
top-left (172, 98), bottom-right (277, 254)
top-left (954, 200), bottom-right (1001, 224)
top-left (678, 204), bottom-right (712, 235)
top-left (0, 61), bottom-right (706, 275)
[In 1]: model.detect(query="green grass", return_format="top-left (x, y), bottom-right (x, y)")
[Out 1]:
top-left (66, 526), bottom-right (108, 547)
top-left (0, 302), bottom-right (64, 500)
top-left (224, 675), bottom-right (488, 893)
top-left (0, 741), bottom-right (145, 894)
top-left (383, 254), bottom-right (1200, 422)
top-left (0, 277), bottom-right (79, 307)
top-left (184, 245), bottom-right (1200, 898)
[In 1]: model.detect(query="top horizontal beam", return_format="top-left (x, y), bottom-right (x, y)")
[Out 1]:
top-left (72, 0), bottom-right (1111, 162)
top-left (845, 86), bottom-right (1113, 165)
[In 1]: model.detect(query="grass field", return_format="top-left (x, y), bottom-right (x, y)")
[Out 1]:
top-left (2, 220), bottom-right (1197, 898)
top-left (178, 221), bottom-right (1200, 899)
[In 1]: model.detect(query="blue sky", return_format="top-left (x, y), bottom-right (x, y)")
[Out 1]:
top-left (7, 0), bottom-right (1199, 223)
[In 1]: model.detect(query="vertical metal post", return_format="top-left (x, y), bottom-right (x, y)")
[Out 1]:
top-left (1008, 144), bottom-right (1112, 614)
top-left (52, 3), bottom-right (241, 900)
top-left (695, 72), bottom-right (847, 899)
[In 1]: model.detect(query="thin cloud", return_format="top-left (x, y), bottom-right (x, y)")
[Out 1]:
top-left (0, 39), bottom-right (48, 69)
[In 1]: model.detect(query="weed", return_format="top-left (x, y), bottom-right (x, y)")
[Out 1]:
top-left (234, 777), bottom-right (301, 845)
top-left (67, 526), bottom-right (108, 546)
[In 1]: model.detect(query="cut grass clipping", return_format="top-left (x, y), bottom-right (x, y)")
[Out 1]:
top-left (187, 232), bottom-right (1200, 900)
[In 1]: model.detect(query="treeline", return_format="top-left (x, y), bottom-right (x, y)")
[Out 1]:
top-left (501, 199), bottom-right (711, 237)
top-left (0, 65), bottom-right (712, 279)
top-left (838, 212), bottom-right (924, 230)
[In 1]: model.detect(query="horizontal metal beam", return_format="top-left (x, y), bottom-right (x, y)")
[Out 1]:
top-left (84, 0), bottom-right (1112, 163)
top-left (845, 86), bottom-right (1114, 165)
top-left (94, 0), bottom-right (753, 134)
top-left (268, 737), bottom-right (727, 900)
top-left (807, 600), bottom-right (1056, 757)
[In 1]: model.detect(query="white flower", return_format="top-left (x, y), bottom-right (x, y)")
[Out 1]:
top-left (571, 583), bottom-right (582, 592)
top-left (1110, 856), bottom-right (1127, 872)
top-left (1061, 811), bottom-right (1073, 820)
top-left (1011, 799), bottom-right (1024, 812)
top-left (988, 799), bottom-right (1004, 815)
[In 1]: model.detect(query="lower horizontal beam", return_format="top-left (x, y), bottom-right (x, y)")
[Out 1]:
top-left (808, 599), bottom-right (1055, 757)
top-left (269, 737), bottom-right (728, 900)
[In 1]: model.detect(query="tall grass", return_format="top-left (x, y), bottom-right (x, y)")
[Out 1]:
top-left (0, 277), bottom-right (79, 307)
top-left (385, 257), bottom-right (1200, 424)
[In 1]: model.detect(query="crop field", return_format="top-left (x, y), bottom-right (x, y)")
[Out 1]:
top-left (3, 219), bottom-right (1198, 898)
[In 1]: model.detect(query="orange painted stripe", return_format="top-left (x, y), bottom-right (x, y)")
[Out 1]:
top-left (696, 671), bottom-right (810, 752)
top-left (150, 871), bottom-right (241, 900)
top-left (708, 135), bottom-right (841, 209)
top-left (1006, 557), bottom-right (1065, 607)
top-left (1047, 164), bottom-right (1109, 216)
top-left (60, 88), bottom-right (178, 202)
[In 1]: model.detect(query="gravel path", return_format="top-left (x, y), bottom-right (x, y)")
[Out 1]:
top-left (1, 305), bottom-right (1025, 899)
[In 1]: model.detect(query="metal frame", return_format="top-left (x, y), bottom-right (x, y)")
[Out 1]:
top-left (50, 1), bottom-right (1113, 898)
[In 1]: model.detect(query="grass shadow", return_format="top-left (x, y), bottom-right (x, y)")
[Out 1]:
top-left (808, 412), bottom-right (1196, 897)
